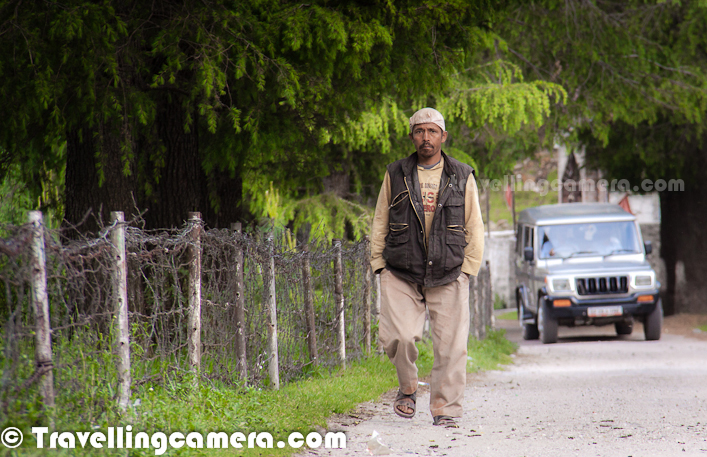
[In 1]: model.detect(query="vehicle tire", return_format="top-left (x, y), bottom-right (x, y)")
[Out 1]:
top-left (516, 292), bottom-right (540, 341)
top-left (518, 294), bottom-right (539, 340)
top-left (538, 298), bottom-right (558, 344)
top-left (523, 322), bottom-right (540, 340)
top-left (644, 299), bottom-right (663, 341)
top-left (615, 321), bottom-right (633, 335)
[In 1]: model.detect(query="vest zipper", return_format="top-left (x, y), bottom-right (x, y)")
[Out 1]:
top-left (404, 176), bottom-right (427, 254)
top-left (432, 175), bottom-right (451, 258)
top-left (439, 176), bottom-right (451, 202)
top-left (436, 175), bottom-right (451, 220)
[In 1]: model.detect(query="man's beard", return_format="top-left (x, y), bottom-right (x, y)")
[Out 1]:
top-left (418, 144), bottom-right (436, 157)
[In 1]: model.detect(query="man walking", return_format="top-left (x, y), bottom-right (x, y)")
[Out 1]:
top-left (370, 107), bottom-right (484, 428)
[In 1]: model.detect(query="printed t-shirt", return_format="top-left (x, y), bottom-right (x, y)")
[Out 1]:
top-left (417, 157), bottom-right (444, 243)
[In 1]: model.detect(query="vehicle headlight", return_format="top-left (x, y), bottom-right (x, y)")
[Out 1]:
top-left (552, 278), bottom-right (572, 291)
top-left (635, 275), bottom-right (652, 287)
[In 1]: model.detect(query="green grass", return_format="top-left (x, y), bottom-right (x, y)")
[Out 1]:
top-left (6, 330), bottom-right (516, 456)
top-left (493, 293), bottom-right (507, 310)
top-left (496, 310), bottom-right (518, 321)
top-left (699, 325), bottom-right (707, 333)
top-left (467, 329), bottom-right (517, 373)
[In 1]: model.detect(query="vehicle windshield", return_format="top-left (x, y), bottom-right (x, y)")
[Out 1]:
top-left (537, 221), bottom-right (641, 259)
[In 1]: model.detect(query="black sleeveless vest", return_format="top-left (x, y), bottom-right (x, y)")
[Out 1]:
top-left (383, 151), bottom-right (474, 287)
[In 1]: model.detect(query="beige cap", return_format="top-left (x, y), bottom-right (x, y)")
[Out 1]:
top-left (409, 107), bottom-right (445, 133)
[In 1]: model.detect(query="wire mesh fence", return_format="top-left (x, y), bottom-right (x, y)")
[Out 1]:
top-left (0, 211), bottom-right (493, 426)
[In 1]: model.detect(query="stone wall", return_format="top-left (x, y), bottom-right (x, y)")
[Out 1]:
top-left (482, 230), bottom-right (516, 308)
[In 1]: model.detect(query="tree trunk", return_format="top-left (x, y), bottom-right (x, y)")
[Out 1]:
top-left (64, 125), bottom-right (136, 233)
top-left (659, 184), bottom-right (707, 315)
top-left (204, 169), bottom-right (244, 228)
top-left (142, 100), bottom-right (205, 229)
top-left (65, 102), bottom-right (245, 232)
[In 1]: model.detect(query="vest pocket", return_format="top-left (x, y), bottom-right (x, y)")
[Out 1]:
top-left (446, 224), bottom-right (466, 236)
top-left (389, 190), bottom-right (410, 222)
top-left (383, 223), bottom-right (409, 270)
top-left (387, 223), bottom-right (409, 243)
top-left (444, 225), bottom-right (467, 271)
top-left (443, 195), bottom-right (464, 225)
top-left (390, 190), bottom-right (410, 209)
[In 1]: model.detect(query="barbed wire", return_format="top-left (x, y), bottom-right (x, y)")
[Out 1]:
top-left (0, 217), bottom-right (376, 424)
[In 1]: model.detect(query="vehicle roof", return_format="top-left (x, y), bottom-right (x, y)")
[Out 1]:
top-left (517, 203), bottom-right (636, 226)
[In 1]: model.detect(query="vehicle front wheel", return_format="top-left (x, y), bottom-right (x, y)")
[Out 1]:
top-left (518, 293), bottom-right (539, 340)
top-left (538, 298), bottom-right (558, 344)
top-left (644, 299), bottom-right (663, 341)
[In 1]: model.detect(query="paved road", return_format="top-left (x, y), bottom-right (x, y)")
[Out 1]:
top-left (304, 318), bottom-right (707, 457)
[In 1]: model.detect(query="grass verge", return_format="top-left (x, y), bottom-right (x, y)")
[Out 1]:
top-left (496, 310), bottom-right (518, 321)
top-left (9, 329), bottom-right (516, 456)
top-left (467, 329), bottom-right (517, 373)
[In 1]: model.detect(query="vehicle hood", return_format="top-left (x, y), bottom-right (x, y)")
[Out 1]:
top-left (543, 260), bottom-right (653, 275)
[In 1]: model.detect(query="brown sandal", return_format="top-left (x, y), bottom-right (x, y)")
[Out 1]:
top-left (433, 415), bottom-right (459, 428)
top-left (393, 390), bottom-right (416, 418)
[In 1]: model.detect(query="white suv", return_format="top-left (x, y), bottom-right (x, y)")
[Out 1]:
top-left (514, 203), bottom-right (661, 344)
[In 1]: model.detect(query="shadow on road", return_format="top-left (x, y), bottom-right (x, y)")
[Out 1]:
top-left (495, 310), bottom-right (656, 346)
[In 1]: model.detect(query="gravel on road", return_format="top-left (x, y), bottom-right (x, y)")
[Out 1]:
top-left (301, 314), bottom-right (707, 457)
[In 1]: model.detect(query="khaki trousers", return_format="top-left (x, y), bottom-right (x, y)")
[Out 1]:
top-left (379, 268), bottom-right (470, 418)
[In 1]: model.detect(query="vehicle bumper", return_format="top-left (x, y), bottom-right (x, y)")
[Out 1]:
top-left (545, 290), bottom-right (660, 323)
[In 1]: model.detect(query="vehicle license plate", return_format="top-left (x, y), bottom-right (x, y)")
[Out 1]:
top-left (588, 306), bottom-right (623, 317)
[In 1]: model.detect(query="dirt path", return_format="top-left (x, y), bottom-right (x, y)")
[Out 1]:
top-left (302, 315), bottom-right (707, 457)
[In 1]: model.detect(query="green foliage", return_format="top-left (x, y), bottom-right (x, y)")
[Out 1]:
top-left (0, 144), bottom-right (65, 227)
top-left (467, 328), bottom-right (517, 373)
top-left (499, 1), bottom-right (707, 156)
top-left (493, 293), bottom-right (506, 310)
top-left (0, 0), bottom-right (573, 233)
top-left (229, 2), bottom-right (529, 230)
top-left (1, 0), bottom-right (563, 232)
top-left (441, 60), bottom-right (566, 137)
top-left (332, 99), bottom-right (410, 156)
top-left (0, 164), bottom-right (34, 225)
top-left (290, 193), bottom-right (372, 242)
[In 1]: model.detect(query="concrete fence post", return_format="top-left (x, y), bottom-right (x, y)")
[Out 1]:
top-left (111, 211), bottom-right (131, 412)
top-left (333, 239), bottom-right (346, 369)
top-left (265, 233), bottom-right (280, 389)
top-left (478, 265), bottom-right (487, 340)
top-left (28, 211), bottom-right (55, 412)
top-left (231, 222), bottom-right (247, 382)
top-left (187, 212), bottom-right (202, 379)
top-left (375, 273), bottom-right (382, 353)
top-left (485, 261), bottom-right (495, 331)
top-left (469, 273), bottom-right (480, 340)
top-left (363, 237), bottom-right (372, 355)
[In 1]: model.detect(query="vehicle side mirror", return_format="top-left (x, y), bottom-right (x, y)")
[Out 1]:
top-left (523, 246), bottom-right (534, 262)
top-left (644, 240), bottom-right (653, 255)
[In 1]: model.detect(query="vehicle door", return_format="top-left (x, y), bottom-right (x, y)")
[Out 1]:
top-left (516, 224), bottom-right (533, 309)
top-left (523, 225), bottom-right (537, 313)
top-left (515, 223), bottom-right (527, 284)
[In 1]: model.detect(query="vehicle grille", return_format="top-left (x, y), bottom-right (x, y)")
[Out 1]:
top-left (576, 276), bottom-right (628, 295)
